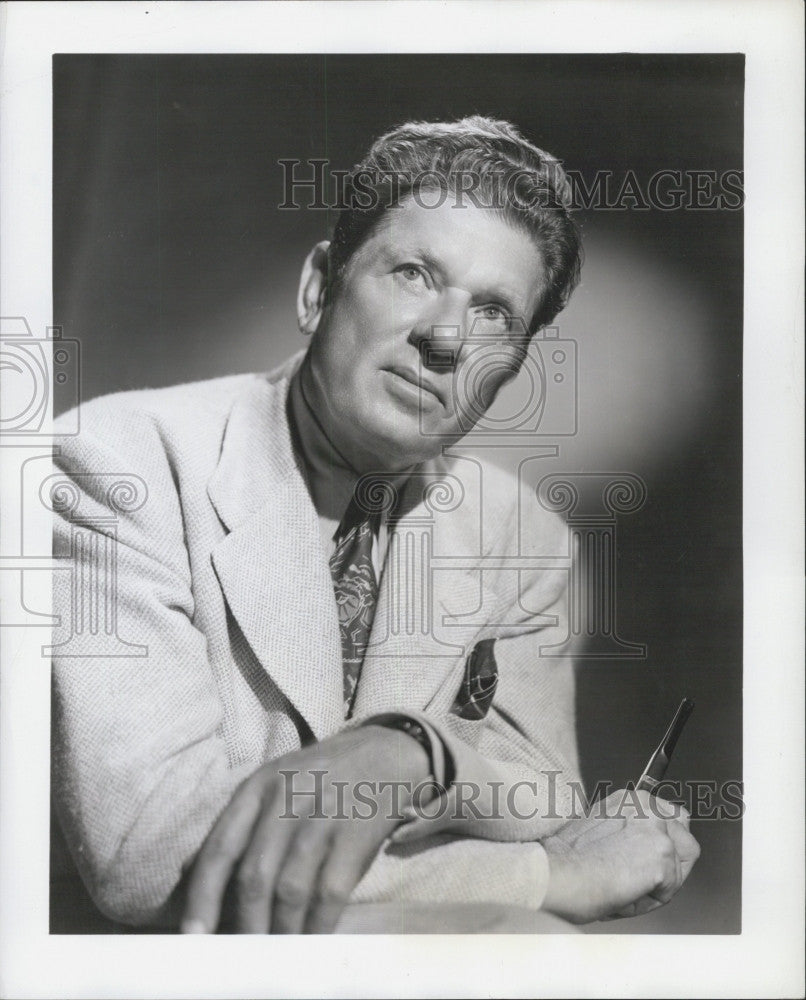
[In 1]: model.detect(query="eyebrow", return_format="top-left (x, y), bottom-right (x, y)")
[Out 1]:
top-left (412, 248), bottom-right (447, 282)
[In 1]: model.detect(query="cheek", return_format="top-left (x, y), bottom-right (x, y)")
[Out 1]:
top-left (316, 310), bottom-right (372, 388)
top-left (332, 277), bottom-right (398, 352)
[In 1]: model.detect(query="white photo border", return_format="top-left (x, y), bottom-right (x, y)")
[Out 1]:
top-left (0, 2), bottom-right (803, 997)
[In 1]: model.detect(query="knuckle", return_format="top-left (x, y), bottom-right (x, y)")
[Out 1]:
top-left (654, 799), bottom-right (676, 820)
top-left (650, 843), bottom-right (676, 886)
top-left (652, 864), bottom-right (670, 889)
top-left (275, 874), bottom-right (309, 909)
top-left (236, 860), bottom-right (271, 901)
top-left (660, 836), bottom-right (675, 858)
top-left (658, 842), bottom-right (676, 871)
top-left (203, 827), bottom-right (235, 860)
top-left (314, 880), bottom-right (349, 908)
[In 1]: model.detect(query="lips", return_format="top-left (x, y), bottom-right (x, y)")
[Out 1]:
top-left (386, 365), bottom-right (444, 407)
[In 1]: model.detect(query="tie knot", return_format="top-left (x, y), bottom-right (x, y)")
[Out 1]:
top-left (334, 494), bottom-right (381, 545)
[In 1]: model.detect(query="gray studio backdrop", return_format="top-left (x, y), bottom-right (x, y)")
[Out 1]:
top-left (53, 54), bottom-right (743, 933)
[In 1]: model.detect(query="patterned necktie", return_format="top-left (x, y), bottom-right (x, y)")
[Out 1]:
top-left (329, 498), bottom-right (380, 718)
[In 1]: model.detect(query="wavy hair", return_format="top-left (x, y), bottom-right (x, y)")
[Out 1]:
top-left (328, 116), bottom-right (583, 330)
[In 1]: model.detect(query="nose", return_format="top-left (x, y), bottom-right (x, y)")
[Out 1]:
top-left (408, 292), bottom-right (468, 373)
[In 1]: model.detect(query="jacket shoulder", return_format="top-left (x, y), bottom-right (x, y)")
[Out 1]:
top-left (55, 373), bottom-right (263, 438)
top-left (51, 373), bottom-right (284, 515)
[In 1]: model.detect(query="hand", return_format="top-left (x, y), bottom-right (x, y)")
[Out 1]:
top-left (180, 724), bottom-right (430, 934)
top-left (541, 788), bottom-right (700, 924)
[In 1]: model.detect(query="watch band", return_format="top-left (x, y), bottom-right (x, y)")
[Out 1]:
top-left (363, 712), bottom-right (451, 787)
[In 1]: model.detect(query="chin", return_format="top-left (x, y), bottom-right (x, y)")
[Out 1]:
top-left (361, 421), bottom-right (445, 472)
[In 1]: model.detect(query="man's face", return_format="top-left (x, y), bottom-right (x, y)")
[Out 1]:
top-left (306, 196), bottom-right (548, 472)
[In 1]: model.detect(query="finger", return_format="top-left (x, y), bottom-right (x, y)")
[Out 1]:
top-left (651, 795), bottom-right (691, 830)
top-left (647, 831), bottom-right (683, 905)
top-left (673, 804), bottom-right (691, 831)
top-left (603, 895), bottom-right (666, 920)
top-left (627, 896), bottom-right (665, 917)
top-left (603, 788), bottom-right (661, 823)
top-left (234, 787), bottom-right (298, 933)
top-left (600, 788), bottom-right (638, 818)
top-left (303, 822), bottom-right (381, 934)
top-left (666, 820), bottom-right (701, 881)
top-left (271, 818), bottom-right (335, 934)
top-left (182, 783), bottom-right (264, 934)
top-left (574, 815), bottom-right (627, 849)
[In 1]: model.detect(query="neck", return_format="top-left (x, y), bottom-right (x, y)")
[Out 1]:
top-left (289, 352), bottom-right (418, 521)
top-left (288, 356), bottom-right (358, 520)
top-left (297, 354), bottom-right (357, 474)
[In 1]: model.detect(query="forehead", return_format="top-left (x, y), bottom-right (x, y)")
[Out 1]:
top-left (350, 196), bottom-right (547, 309)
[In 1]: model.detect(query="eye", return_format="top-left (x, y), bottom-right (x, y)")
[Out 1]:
top-left (476, 303), bottom-right (511, 328)
top-left (394, 263), bottom-right (428, 286)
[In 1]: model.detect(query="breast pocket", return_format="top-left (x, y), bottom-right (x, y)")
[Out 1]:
top-left (425, 638), bottom-right (500, 751)
top-left (450, 638), bottom-right (499, 720)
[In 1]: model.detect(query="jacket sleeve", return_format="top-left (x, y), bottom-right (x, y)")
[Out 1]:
top-left (352, 834), bottom-right (553, 911)
top-left (50, 405), bottom-right (258, 926)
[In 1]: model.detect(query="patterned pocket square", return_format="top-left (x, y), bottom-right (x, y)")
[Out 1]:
top-left (452, 638), bottom-right (499, 720)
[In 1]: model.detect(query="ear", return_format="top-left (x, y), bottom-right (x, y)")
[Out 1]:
top-left (296, 241), bottom-right (331, 336)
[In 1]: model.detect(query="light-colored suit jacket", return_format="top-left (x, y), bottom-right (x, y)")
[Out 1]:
top-left (51, 354), bottom-right (581, 927)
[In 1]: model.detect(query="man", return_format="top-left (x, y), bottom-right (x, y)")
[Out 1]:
top-left (51, 116), bottom-right (699, 934)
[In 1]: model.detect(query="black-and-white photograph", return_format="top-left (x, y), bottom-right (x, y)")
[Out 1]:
top-left (0, 3), bottom-right (803, 998)
top-left (48, 50), bottom-right (744, 935)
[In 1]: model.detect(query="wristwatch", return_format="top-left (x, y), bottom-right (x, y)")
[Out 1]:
top-left (363, 712), bottom-right (453, 788)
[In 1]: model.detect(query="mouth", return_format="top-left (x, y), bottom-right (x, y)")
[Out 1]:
top-left (385, 366), bottom-right (444, 408)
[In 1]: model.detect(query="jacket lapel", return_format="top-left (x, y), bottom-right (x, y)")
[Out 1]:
top-left (350, 475), bottom-right (500, 720)
top-left (207, 361), bottom-right (343, 741)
